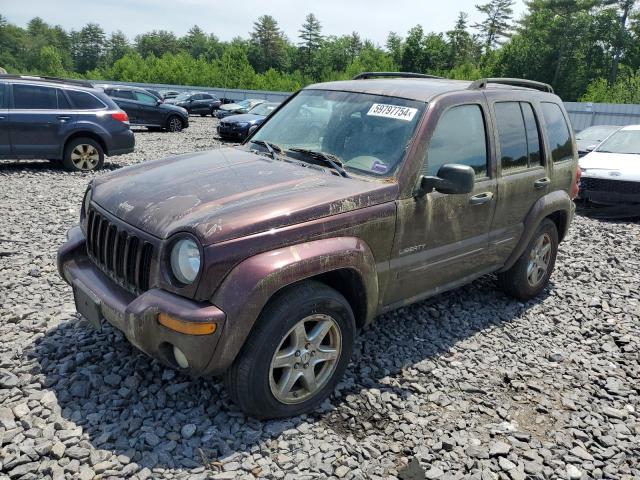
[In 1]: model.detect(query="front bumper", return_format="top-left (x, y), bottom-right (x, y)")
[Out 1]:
top-left (217, 124), bottom-right (248, 139)
top-left (57, 226), bottom-right (225, 377)
top-left (579, 176), bottom-right (640, 204)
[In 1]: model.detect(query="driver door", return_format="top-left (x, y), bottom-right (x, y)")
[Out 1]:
top-left (385, 101), bottom-right (499, 306)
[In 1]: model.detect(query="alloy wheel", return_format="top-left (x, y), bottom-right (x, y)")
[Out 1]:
top-left (71, 144), bottom-right (100, 171)
top-left (269, 314), bottom-right (342, 404)
top-left (168, 117), bottom-right (183, 132)
top-left (527, 232), bottom-right (552, 287)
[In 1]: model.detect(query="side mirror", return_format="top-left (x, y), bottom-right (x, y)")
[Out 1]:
top-left (415, 164), bottom-right (475, 197)
top-left (248, 125), bottom-right (259, 136)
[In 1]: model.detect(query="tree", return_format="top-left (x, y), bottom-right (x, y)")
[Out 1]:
top-left (71, 23), bottom-right (106, 73)
top-left (298, 13), bottom-right (323, 77)
top-left (249, 15), bottom-right (288, 73)
top-left (181, 25), bottom-right (210, 59)
top-left (447, 12), bottom-right (476, 68)
top-left (386, 32), bottom-right (403, 66)
top-left (347, 32), bottom-right (363, 62)
top-left (473, 0), bottom-right (515, 54)
top-left (135, 30), bottom-right (179, 58)
top-left (608, 0), bottom-right (636, 84)
top-left (105, 31), bottom-right (131, 66)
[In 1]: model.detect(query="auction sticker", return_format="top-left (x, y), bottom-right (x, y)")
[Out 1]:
top-left (367, 103), bottom-right (418, 122)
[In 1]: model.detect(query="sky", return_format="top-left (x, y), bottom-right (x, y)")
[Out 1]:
top-left (2, 0), bottom-right (527, 45)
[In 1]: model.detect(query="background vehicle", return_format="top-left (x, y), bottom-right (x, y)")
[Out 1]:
top-left (575, 125), bottom-right (620, 156)
top-left (215, 98), bottom-right (265, 118)
top-left (162, 90), bottom-right (179, 100)
top-left (0, 74), bottom-right (134, 171)
top-left (171, 91), bottom-right (222, 116)
top-left (103, 85), bottom-right (189, 132)
top-left (217, 101), bottom-right (280, 140)
top-left (145, 88), bottom-right (164, 101)
top-left (58, 74), bottom-right (578, 418)
top-left (579, 124), bottom-right (640, 205)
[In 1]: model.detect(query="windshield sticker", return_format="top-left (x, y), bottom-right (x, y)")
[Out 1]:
top-left (371, 159), bottom-right (389, 174)
top-left (367, 103), bottom-right (418, 122)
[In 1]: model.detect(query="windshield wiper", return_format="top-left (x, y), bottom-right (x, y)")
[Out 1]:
top-left (250, 140), bottom-right (282, 159)
top-left (288, 148), bottom-right (350, 178)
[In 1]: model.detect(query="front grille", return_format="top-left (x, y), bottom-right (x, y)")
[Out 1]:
top-left (86, 207), bottom-right (154, 294)
top-left (580, 177), bottom-right (640, 195)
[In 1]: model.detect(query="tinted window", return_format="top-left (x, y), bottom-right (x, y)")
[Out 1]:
top-left (111, 89), bottom-right (135, 100)
top-left (202, 94), bottom-right (213, 100)
top-left (13, 84), bottom-right (57, 109)
top-left (67, 90), bottom-right (105, 109)
top-left (134, 92), bottom-right (157, 105)
top-left (0, 83), bottom-right (6, 109)
top-left (56, 90), bottom-right (71, 109)
top-left (522, 103), bottom-right (543, 166)
top-left (541, 102), bottom-right (573, 162)
top-left (495, 102), bottom-right (528, 171)
top-left (426, 104), bottom-right (487, 177)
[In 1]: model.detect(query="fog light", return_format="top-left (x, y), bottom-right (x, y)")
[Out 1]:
top-left (173, 346), bottom-right (189, 369)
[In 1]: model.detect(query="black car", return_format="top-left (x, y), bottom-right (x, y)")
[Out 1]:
top-left (0, 74), bottom-right (134, 171)
top-left (170, 92), bottom-right (222, 116)
top-left (217, 102), bottom-right (280, 140)
top-left (145, 88), bottom-right (164, 101)
top-left (103, 86), bottom-right (189, 132)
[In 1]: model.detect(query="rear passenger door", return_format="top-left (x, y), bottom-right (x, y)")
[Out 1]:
top-left (488, 100), bottom-right (549, 264)
top-left (0, 83), bottom-right (9, 155)
top-left (9, 83), bottom-right (73, 157)
top-left (133, 91), bottom-right (162, 126)
top-left (387, 100), bottom-right (498, 305)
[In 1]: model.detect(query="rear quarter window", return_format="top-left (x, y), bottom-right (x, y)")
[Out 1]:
top-left (541, 102), bottom-right (573, 162)
top-left (67, 90), bottom-right (105, 110)
top-left (0, 83), bottom-right (7, 108)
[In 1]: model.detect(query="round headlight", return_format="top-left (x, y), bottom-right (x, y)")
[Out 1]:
top-left (170, 238), bottom-right (201, 285)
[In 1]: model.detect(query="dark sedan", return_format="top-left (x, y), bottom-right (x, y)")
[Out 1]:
top-left (217, 102), bottom-right (280, 140)
top-left (169, 91), bottom-right (222, 116)
top-left (103, 86), bottom-right (190, 132)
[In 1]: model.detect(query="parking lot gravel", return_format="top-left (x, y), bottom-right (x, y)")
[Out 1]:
top-left (0, 116), bottom-right (638, 480)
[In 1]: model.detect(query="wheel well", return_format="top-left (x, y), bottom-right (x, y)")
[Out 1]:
top-left (546, 210), bottom-right (568, 242)
top-left (313, 269), bottom-right (368, 330)
top-left (64, 132), bottom-right (107, 156)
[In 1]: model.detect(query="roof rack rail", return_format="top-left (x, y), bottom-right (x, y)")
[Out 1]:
top-left (468, 77), bottom-right (554, 94)
top-left (0, 74), bottom-right (94, 88)
top-left (353, 72), bottom-right (443, 80)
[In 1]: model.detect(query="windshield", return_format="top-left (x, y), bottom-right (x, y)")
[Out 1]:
top-left (250, 103), bottom-right (278, 116)
top-left (577, 126), bottom-right (619, 141)
top-left (251, 89), bottom-right (424, 177)
top-left (596, 129), bottom-right (640, 154)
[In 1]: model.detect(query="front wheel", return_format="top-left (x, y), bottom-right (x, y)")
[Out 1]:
top-left (224, 281), bottom-right (355, 419)
top-left (497, 218), bottom-right (559, 300)
top-left (166, 115), bottom-right (184, 132)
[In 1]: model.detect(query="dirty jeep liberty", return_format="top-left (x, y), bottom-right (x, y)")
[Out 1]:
top-left (58, 73), bottom-right (579, 418)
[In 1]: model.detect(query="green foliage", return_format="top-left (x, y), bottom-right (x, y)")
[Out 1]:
top-left (1, 4), bottom-right (640, 102)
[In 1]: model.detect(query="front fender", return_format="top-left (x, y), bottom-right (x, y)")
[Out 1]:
top-left (204, 237), bottom-right (378, 375)
top-left (499, 190), bottom-right (573, 272)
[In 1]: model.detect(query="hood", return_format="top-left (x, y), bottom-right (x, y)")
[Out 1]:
top-left (92, 148), bottom-right (397, 244)
top-left (579, 151), bottom-right (640, 181)
top-left (161, 103), bottom-right (187, 114)
top-left (221, 113), bottom-right (264, 124)
top-left (221, 103), bottom-right (242, 111)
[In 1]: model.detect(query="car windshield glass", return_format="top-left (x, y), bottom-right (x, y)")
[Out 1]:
top-left (596, 129), bottom-right (640, 154)
top-left (577, 126), bottom-right (619, 141)
top-left (251, 89), bottom-right (424, 178)
top-left (236, 100), bottom-right (251, 108)
top-left (250, 103), bottom-right (278, 115)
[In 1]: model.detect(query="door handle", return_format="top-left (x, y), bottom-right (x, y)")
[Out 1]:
top-left (469, 192), bottom-right (494, 205)
top-left (534, 177), bottom-right (551, 189)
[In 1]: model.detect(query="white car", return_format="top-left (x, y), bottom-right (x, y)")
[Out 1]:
top-left (578, 125), bottom-right (640, 205)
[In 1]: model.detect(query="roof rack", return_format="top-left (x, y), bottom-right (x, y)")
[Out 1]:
top-left (469, 77), bottom-right (554, 94)
top-left (0, 74), bottom-right (94, 88)
top-left (353, 72), bottom-right (443, 80)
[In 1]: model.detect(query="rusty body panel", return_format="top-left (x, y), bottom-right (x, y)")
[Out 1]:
top-left (57, 77), bottom-right (578, 379)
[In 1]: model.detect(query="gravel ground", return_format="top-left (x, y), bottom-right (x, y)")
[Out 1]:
top-left (0, 117), bottom-right (638, 480)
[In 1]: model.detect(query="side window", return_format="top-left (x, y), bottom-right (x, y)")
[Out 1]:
top-left (112, 90), bottom-right (135, 100)
top-left (521, 103), bottom-right (543, 167)
top-left (425, 104), bottom-right (488, 177)
top-left (13, 84), bottom-right (58, 109)
top-left (202, 94), bottom-right (212, 100)
top-left (56, 89), bottom-right (71, 109)
top-left (134, 92), bottom-right (157, 105)
top-left (541, 102), bottom-right (573, 162)
top-left (495, 102), bottom-right (528, 171)
top-left (67, 90), bottom-right (105, 110)
top-left (0, 83), bottom-right (6, 109)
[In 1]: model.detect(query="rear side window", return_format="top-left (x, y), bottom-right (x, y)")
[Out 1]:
top-left (134, 91), bottom-right (157, 105)
top-left (13, 84), bottom-right (58, 109)
top-left (202, 94), bottom-right (213, 100)
top-left (541, 102), bottom-right (573, 162)
top-left (495, 102), bottom-right (543, 172)
top-left (67, 90), bottom-right (105, 110)
top-left (522, 103), bottom-right (543, 166)
top-left (0, 83), bottom-right (6, 108)
top-left (56, 90), bottom-right (71, 109)
top-left (426, 104), bottom-right (488, 177)
top-left (111, 89), bottom-right (135, 100)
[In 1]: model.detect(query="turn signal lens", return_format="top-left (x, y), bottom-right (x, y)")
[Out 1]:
top-left (571, 167), bottom-right (582, 199)
top-left (111, 111), bottom-right (129, 123)
top-left (158, 313), bottom-right (217, 335)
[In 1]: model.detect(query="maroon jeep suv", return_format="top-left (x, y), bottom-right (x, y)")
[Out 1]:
top-left (58, 73), bottom-right (579, 418)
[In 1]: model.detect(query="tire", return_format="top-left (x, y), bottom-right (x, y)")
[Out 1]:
top-left (210, 108), bottom-right (217, 117)
top-left (62, 137), bottom-right (104, 172)
top-left (224, 281), bottom-right (355, 419)
top-left (497, 218), bottom-right (559, 300)
top-left (166, 116), bottom-right (184, 132)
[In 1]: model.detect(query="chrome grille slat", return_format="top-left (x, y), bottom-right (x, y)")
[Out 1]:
top-left (85, 207), bottom-right (154, 294)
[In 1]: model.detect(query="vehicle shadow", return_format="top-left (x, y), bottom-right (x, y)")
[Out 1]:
top-left (28, 275), bottom-right (550, 472)
top-left (0, 159), bottom-right (123, 173)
